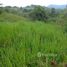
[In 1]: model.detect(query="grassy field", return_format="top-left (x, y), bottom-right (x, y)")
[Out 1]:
top-left (0, 13), bottom-right (67, 67)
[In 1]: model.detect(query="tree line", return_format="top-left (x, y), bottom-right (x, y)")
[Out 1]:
top-left (0, 4), bottom-right (67, 23)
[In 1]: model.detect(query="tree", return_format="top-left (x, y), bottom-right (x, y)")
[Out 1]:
top-left (29, 5), bottom-right (48, 21)
top-left (0, 3), bottom-right (3, 14)
top-left (50, 8), bottom-right (56, 17)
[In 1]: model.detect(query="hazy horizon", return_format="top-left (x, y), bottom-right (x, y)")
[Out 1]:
top-left (0, 0), bottom-right (67, 7)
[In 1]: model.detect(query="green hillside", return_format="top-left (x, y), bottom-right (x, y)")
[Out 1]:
top-left (0, 13), bottom-right (67, 67)
top-left (0, 12), bottom-right (28, 22)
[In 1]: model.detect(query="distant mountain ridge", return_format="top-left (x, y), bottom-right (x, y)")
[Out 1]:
top-left (47, 4), bottom-right (66, 9)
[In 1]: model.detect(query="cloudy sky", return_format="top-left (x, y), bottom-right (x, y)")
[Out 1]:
top-left (0, 0), bottom-right (67, 7)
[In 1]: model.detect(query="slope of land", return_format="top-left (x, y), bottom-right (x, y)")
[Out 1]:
top-left (0, 13), bottom-right (67, 67)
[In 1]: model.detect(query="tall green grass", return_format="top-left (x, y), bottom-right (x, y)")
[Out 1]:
top-left (0, 21), bottom-right (67, 67)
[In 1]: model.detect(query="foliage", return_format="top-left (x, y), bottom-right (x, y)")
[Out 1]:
top-left (29, 6), bottom-right (48, 21)
top-left (0, 5), bottom-right (67, 67)
top-left (50, 8), bottom-right (57, 17)
top-left (0, 15), bottom-right (67, 66)
top-left (0, 7), bottom-right (3, 14)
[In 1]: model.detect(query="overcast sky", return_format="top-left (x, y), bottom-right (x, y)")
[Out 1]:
top-left (0, 0), bottom-right (67, 7)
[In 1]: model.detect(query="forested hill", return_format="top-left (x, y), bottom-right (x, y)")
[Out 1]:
top-left (48, 4), bottom-right (66, 9)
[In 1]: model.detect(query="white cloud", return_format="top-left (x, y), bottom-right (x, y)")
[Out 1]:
top-left (0, 0), bottom-right (67, 7)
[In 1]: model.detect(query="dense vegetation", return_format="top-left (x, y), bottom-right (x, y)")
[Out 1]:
top-left (0, 5), bottom-right (67, 67)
